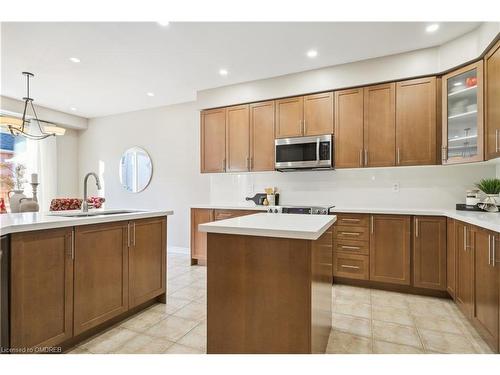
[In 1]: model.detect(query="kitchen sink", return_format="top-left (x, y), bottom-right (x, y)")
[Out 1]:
top-left (47, 209), bottom-right (141, 217)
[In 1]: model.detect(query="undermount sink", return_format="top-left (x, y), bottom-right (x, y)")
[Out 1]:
top-left (48, 209), bottom-right (140, 218)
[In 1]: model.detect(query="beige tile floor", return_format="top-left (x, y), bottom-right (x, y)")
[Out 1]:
top-left (68, 252), bottom-right (493, 354)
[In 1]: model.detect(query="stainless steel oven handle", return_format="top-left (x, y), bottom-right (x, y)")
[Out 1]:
top-left (316, 139), bottom-right (320, 164)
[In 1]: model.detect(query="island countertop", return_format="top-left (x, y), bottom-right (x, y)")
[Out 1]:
top-left (0, 209), bottom-right (174, 235)
top-left (198, 213), bottom-right (336, 240)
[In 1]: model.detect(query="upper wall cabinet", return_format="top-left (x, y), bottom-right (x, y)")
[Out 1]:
top-left (335, 88), bottom-right (364, 168)
top-left (226, 105), bottom-right (250, 172)
top-left (363, 83), bottom-right (396, 167)
top-left (250, 101), bottom-right (275, 171)
top-left (201, 108), bottom-right (226, 172)
top-left (485, 39), bottom-right (500, 160)
top-left (442, 61), bottom-right (484, 165)
top-left (276, 92), bottom-right (333, 138)
top-left (396, 77), bottom-right (438, 166)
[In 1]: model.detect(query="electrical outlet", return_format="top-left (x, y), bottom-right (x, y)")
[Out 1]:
top-left (392, 183), bottom-right (400, 193)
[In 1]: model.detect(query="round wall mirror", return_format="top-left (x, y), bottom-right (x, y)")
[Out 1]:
top-left (119, 147), bottom-right (153, 193)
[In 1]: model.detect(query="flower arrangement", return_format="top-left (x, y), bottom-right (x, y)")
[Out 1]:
top-left (13, 164), bottom-right (27, 190)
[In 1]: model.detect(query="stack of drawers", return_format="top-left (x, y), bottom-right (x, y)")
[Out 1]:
top-left (332, 213), bottom-right (370, 280)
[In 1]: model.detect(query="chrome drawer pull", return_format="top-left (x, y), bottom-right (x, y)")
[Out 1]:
top-left (340, 232), bottom-right (360, 236)
top-left (341, 218), bottom-right (361, 223)
top-left (488, 235), bottom-right (492, 266)
top-left (341, 265), bottom-right (360, 270)
top-left (341, 245), bottom-right (361, 250)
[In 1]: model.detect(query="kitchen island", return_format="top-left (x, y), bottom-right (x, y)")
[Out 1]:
top-left (199, 213), bottom-right (336, 354)
top-left (0, 209), bottom-right (173, 353)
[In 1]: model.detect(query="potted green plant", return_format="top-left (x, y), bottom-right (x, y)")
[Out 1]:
top-left (475, 178), bottom-right (500, 212)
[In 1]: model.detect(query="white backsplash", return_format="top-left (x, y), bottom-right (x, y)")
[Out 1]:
top-left (209, 163), bottom-right (498, 209)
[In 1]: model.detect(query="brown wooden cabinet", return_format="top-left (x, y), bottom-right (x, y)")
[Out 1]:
top-left (226, 105), bottom-right (250, 172)
top-left (485, 39), bottom-right (500, 160)
top-left (472, 228), bottom-right (499, 352)
top-left (250, 101), bottom-right (275, 171)
top-left (455, 221), bottom-right (474, 319)
top-left (303, 92), bottom-right (334, 136)
top-left (447, 217), bottom-right (457, 298)
top-left (276, 93), bottom-right (333, 138)
top-left (201, 108), bottom-right (226, 172)
top-left (275, 96), bottom-right (304, 138)
top-left (73, 221), bottom-right (129, 335)
top-left (369, 215), bottom-right (411, 285)
top-left (412, 216), bottom-right (447, 290)
top-left (363, 83), bottom-right (396, 167)
top-left (129, 218), bottom-right (167, 308)
top-left (334, 88), bottom-right (364, 168)
top-left (396, 77), bottom-right (438, 166)
top-left (10, 228), bottom-right (74, 350)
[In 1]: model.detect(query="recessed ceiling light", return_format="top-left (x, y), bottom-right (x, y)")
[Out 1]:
top-left (157, 21), bottom-right (170, 27)
top-left (306, 49), bottom-right (318, 58)
top-left (426, 24), bottom-right (439, 33)
top-left (70, 107), bottom-right (77, 111)
top-left (69, 57), bottom-right (81, 63)
top-left (146, 92), bottom-right (155, 97)
top-left (219, 69), bottom-right (228, 76)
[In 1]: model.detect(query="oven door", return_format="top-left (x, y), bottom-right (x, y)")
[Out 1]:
top-left (275, 135), bottom-right (332, 170)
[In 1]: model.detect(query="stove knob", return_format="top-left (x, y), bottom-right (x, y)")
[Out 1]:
top-left (274, 209), bottom-right (278, 213)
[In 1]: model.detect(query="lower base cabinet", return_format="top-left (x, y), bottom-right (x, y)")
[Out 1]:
top-left (10, 228), bottom-right (74, 351)
top-left (455, 221), bottom-right (474, 319)
top-left (369, 215), bottom-right (411, 285)
top-left (73, 222), bottom-right (130, 335)
top-left (447, 218), bottom-right (457, 298)
top-left (472, 228), bottom-right (499, 352)
top-left (9, 217), bottom-right (167, 351)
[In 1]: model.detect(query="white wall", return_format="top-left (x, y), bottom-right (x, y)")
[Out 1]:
top-left (209, 164), bottom-right (497, 210)
top-left (78, 101), bottom-right (210, 249)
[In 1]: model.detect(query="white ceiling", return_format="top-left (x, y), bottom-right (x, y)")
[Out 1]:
top-left (1, 22), bottom-right (481, 118)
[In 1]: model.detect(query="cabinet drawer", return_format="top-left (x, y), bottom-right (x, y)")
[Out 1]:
top-left (214, 209), bottom-right (256, 221)
top-left (333, 253), bottom-right (369, 280)
top-left (334, 214), bottom-right (369, 227)
top-left (333, 239), bottom-right (369, 255)
top-left (334, 225), bottom-right (369, 241)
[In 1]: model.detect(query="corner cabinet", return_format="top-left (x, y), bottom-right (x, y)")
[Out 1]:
top-left (485, 39), bottom-right (500, 160)
top-left (442, 61), bottom-right (484, 165)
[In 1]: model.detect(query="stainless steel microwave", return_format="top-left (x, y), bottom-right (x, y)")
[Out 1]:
top-left (275, 134), bottom-right (334, 171)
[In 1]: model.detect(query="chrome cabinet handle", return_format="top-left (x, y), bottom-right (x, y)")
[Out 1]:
top-left (341, 264), bottom-right (360, 270)
top-left (340, 232), bottom-right (361, 236)
top-left (397, 148), bottom-right (400, 165)
top-left (496, 129), bottom-right (499, 153)
top-left (364, 149), bottom-right (368, 166)
top-left (127, 222), bottom-right (131, 248)
top-left (133, 222), bottom-right (136, 246)
top-left (492, 235), bottom-right (496, 267)
top-left (359, 149), bottom-right (363, 167)
top-left (222, 158), bottom-right (226, 171)
top-left (71, 230), bottom-right (75, 260)
top-left (488, 234), bottom-right (492, 266)
top-left (370, 216), bottom-right (374, 234)
top-left (463, 226), bottom-right (467, 251)
top-left (303, 120), bottom-right (306, 134)
top-left (340, 245), bottom-right (361, 250)
top-left (316, 139), bottom-right (320, 163)
top-left (415, 218), bottom-right (419, 238)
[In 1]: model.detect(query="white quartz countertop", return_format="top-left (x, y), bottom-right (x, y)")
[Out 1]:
top-left (191, 204), bottom-right (268, 211)
top-left (0, 209), bottom-right (173, 236)
top-left (198, 213), bottom-right (336, 240)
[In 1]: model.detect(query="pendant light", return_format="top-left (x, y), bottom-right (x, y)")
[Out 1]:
top-left (1, 72), bottom-right (66, 140)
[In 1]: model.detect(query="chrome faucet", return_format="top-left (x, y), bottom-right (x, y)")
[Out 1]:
top-left (82, 172), bottom-right (102, 212)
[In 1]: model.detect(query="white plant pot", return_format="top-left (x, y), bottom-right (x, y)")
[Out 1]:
top-left (8, 189), bottom-right (26, 213)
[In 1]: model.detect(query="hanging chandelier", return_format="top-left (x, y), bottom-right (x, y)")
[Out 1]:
top-left (0, 72), bottom-right (66, 140)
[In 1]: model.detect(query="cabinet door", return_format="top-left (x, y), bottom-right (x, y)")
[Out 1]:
top-left (413, 216), bottom-right (447, 290)
top-left (129, 218), bottom-right (167, 308)
top-left (275, 96), bottom-right (304, 138)
top-left (201, 108), bottom-right (226, 172)
top-left (250, 101), bottom-right (275, 171)
top-left (396, 77), bottom-right (437, 166)
top-left (447, 218), bottom-right (457, 298)
top-left (334, 88), bottom-right (364, 168)
top-left (485, 40), bottom-right (500, 160)
top-left (304, 92), bottom-right (334, 136)
top-left (364, 83), bottom-right (396, 167)
top-left (455, 221), bottom-right (474, 318)
top-left (442, 61), bottom-right (484, 164)
top-left (74, 222), bottom-right (129, 335)
top-left (369, 215), bottom-right (410, 285)
top-left (10, 228), bottom-right (73, 350)
top-left (191, 208), bottom-right (214, 263)
top-left (472, 228), bottom-right (499, 351)
top-left (226, 105), bottom-right (250, 172)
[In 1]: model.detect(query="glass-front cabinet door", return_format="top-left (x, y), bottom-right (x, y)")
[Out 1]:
top-left (442, 61), bottom-right (484, 164)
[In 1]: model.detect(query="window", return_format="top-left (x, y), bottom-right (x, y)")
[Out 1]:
top-left (0, 131), bottom-right (28, 209)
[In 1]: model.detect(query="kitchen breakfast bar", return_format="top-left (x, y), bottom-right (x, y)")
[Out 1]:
top-left (199, 213), bottom-right (336, 354)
